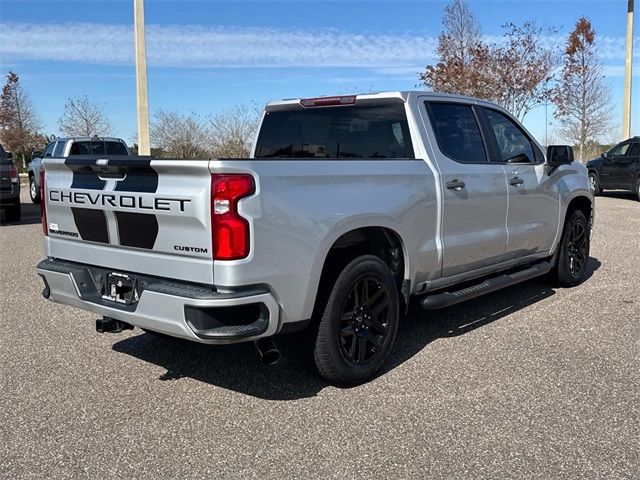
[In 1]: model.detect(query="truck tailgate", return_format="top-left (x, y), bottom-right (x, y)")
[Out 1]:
top-left (43, 157), bottom-right (215, 284)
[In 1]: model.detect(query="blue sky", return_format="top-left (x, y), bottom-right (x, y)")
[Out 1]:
top-left (1, 0), bottom-right (638, 146)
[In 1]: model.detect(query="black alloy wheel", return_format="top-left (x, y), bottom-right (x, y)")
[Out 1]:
top-left (338, 276), bottom-right (391, 365)
top-left (566, 220), bottom-right (588, 276)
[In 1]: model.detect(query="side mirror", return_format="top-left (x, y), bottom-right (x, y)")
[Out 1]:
top-left (601, 151), bottom-right (608, 158)
top-left (546, 145), bottom-right (574, 166)
top-left (31, 151), bottom-right (42, 160)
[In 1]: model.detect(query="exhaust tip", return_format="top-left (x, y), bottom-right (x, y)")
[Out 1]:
top-left (254, 338), bottom-right (280, 366)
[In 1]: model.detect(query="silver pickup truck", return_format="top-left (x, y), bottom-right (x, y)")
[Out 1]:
top-left (37, 91), bottom-right (594, 385)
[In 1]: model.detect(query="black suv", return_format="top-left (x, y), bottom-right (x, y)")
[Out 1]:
top-left (0, 143), bottom-right (21, 222)
top-left (587, 137), bottom-right (640, 201)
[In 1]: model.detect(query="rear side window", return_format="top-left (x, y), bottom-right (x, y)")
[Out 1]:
top-left (255, 104), bottom-right (414, 159)
top-left (484, 109), bottom-right (535, 163)
top-left (53, 141), bottom-right (66, 157)
top-left (426, 103), bottom-right (487, 163)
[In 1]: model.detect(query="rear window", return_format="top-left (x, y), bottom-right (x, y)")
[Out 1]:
top-left (69, 141), bottom-right (128, 156)
top-left (255, 104), bottom-right (414, 159)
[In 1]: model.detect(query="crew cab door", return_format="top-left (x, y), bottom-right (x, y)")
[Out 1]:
top-left (480, 107), bottom-right (560, 258)
top-left (422, 100), bottom-right (510, 277)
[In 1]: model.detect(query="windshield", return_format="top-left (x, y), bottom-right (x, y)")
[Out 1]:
top-left (255, 103), bottom-right (414, 159)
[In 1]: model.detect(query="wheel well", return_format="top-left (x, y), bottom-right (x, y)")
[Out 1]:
top-left (28, 171), bottom-right (34, 179)
top-left (313, 227), bottom-right (407, 316)
top-left (566, 196), bottom-right (593, 226)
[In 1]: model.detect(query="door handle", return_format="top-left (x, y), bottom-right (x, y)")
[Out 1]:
top-left (509, 176), bottom-right (524, 187)
top-left (446, 179), bottom-right (466, 191)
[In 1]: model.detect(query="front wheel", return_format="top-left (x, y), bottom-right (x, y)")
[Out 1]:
top-left (635, 177), bottom-right (640, 202)
top-left (313, 255), bottom-right (400, 386)
top-left (552, 210), bottom-right (590, 287)
top-left (29, 176), bottom-right (41, 204)
top-left (588, 172), bottom-right (601, 195)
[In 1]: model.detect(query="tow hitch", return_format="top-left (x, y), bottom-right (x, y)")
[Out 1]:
top-left (96, 316), bottom-right (134, 334)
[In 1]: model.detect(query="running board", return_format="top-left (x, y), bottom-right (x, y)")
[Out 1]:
top-left (421, 261), bottom-right (551, 310)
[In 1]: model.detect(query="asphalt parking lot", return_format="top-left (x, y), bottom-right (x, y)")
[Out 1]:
top-left (1, 188), bottom-right (639, 479)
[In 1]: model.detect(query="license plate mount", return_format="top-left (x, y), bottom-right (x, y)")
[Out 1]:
top-left (102, 272), bottom-right (139, 305)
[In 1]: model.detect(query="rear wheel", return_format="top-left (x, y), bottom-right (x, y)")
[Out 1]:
top-left (29, 176), bottom-right (41, 204)
top-left (313, 255), bottom-right (400, 386)
top-left (588, 172), bottom-right (601, 195)
top-left (552, 210), bottom-right (590, 287)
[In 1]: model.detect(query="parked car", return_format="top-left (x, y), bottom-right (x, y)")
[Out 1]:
top-left (36, 92), bottom-right (594, 385)
top-left (28, 137), bottom-right (130, 203)
top-left (586, 136), bottom-right (640, 200)
top-left (0, 143), bottom-right (21, 222)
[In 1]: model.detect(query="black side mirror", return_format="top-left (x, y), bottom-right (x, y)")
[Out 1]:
top-left (601, 151), bottom-right (608, 158)
top-left (546, 145), bottom-right (574, 166)
top-left (31, 151), bottom-right (42, 160)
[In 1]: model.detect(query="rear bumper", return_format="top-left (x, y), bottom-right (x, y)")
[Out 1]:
top-left (37, 259), bottom-right (281, 344)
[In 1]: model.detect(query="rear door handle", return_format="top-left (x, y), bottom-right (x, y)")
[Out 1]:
top-left (446, 179), bottom-right (466, 191)
top-left (509, 176), bottom-right (524, 187)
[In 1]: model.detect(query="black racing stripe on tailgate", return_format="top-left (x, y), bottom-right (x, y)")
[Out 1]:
top-left (71, 208), bottom-right (109, 243)
top-left (114, 212), bottom-right (159, 249)
top-left (70, 168), bottom-right (106, 190)
top-left (113, 167), bottom-right (158, 193)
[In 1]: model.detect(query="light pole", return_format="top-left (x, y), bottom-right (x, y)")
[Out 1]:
top-left (134, 0), bottom-right (151, 155)
top-left (622, 0), bottom-right (634, 140)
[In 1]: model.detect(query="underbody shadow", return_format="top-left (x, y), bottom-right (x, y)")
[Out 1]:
top-left (0, 199), bottom-right (41, 226)
top-left (112, 257), bottom-right (601, 401)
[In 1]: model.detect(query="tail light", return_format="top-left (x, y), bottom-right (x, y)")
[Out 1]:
top-left (40, 169), bottom-right (47, 236)
top-left (8, 163), bottom-right (18, 183)
top-left (211, 174), bottom-right (255, 260)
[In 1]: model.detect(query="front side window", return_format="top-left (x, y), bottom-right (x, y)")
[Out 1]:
top-left (255, 104), bottom-right (414, 159)
top-left (426, 102), bottom-right (487, 163)
top-left (484, 109), bottom-right (535, 163)
top-left (627, 143), bottom-right (639, 157)
top-left (609, 142), bottom-right (630, 157)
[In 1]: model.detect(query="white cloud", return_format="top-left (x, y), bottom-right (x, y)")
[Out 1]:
top-left (0, 22), bottom-right (438, 68)
top-left (0, 22), bottom-right (636, 73)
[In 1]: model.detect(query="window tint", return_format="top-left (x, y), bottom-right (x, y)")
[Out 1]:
top-left (53, 141), bottom-right (66, 157)
top-left (105, 141), bottom-right (128, 155)
top-left (484, 109), bottom-right (535, 163)
top-left (255, 104), bottom-right (414, 159)
top-left (44, 142), bottom-right (56, 157)
top-left (609, 143), bottom-right (630, 157)
top-left (426, 103), bottom-right (487, 163)
top-left (627, 143), bottom-right (639, 156)
top-left (69, 142), bottom-right (91, 155)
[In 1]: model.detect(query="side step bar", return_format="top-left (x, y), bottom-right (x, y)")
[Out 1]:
top-left (421, 261), bottom-right (552, 310)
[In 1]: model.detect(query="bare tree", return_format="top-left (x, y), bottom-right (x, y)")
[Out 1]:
top-left (150, 110), bottom-right (210, 159)
top-left (58, 95), bottom-right (112, 137)
top-left (419, 0), bottom-right (486, 97)
top-left (553, 17), bottom-right (613, 162)
top-left (208, 105), bottom-right (260, 158)
top-left (0, 71), bottom-right (43, 169)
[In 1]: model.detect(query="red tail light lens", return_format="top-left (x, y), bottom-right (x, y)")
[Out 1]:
top-left (40, 169), bottom-right (47, 236)
top-left (211, 174), bottom-right (255, 260)
top-left (8, 164), bottom-right (18, 182)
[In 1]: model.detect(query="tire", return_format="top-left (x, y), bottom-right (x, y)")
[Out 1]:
top-left (4, 199), bottom-right (21, 223)
top-left (29, 176), bottom-right (41, 204)
top-left (552, 210), bottom-right (590, 287)
top-left (635, 177), bottom-right (640, 202)
top-left (588, 172), bottom-right (601, 196)
top-left (313, 254), bottom-right (400, 386)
